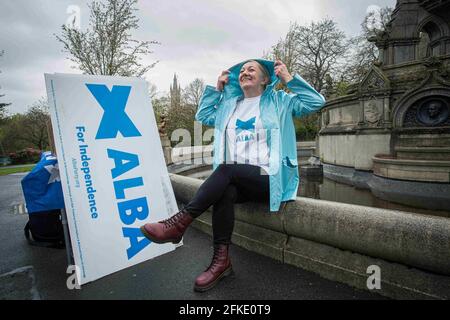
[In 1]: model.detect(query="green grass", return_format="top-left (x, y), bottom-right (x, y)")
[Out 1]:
top-left (0, 164), bottom-right (35, 176)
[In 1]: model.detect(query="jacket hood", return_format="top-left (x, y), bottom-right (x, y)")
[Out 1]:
top-left (224, 59), bottom-right (280, 98)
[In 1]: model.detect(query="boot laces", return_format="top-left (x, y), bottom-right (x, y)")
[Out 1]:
top-left (208, 246), bottom-right (226, 272)
top-left (161, 211), bottom-right (184, 229)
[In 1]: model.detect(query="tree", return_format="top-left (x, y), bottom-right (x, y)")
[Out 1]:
top-left (362, 6), bottom-right (393, 38)
top-left (0, 100), bottom-right (51, 154)
top-left (56, 0), bottom-right (159, 76)
top-left (158, 78), bottom-right (207, 147)
top-left (152, 95), bottom-right (169, 124)
top-left (166, 101), bottom-right (196, 147)
top-left (182, 78), bottom-right (205, 109)
top-left (344, 6), bottom-right (393, 83)
top-left (0, 114), bottom-right (29, 154)
top-left (266, 19), bottom-right (349, 93)
top-left (264, 23), bottom-right (302, 80)
top-left (0, 50), bottom-right (11, 120)
top-left (17, 99), bottom-right (51, 150)
top-left (265, 19), bottom-right (349, 141)
top-left (148, 83), bottom-right (158, 100)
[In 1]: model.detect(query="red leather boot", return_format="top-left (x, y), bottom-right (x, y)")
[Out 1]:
top-left (140, 209), bottom-right (193, 244)
top-left (194, 244), bottom-right (232, 292)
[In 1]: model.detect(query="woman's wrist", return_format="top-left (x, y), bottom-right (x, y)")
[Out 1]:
top-left (282, 74), bottom-right (294, 84)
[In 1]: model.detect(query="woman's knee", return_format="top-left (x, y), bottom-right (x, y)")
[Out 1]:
top-left (220, 185), bottom-right (238, 203)
top-left (217, 163), bottom-right (231, 172)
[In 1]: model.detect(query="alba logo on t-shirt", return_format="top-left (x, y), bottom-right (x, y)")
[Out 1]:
top-left (235, 117), bottom-right (256, 142)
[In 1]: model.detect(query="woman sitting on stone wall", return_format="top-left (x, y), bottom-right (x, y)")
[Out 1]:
top-left (141, 58), bottom-right (326, 292)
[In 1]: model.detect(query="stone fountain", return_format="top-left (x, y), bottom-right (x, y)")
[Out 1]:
top-left (318, 0), bottom-right (450, 211)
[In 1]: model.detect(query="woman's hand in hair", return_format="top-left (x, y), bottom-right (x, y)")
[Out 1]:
top-left (274, 60), bottom-right (293, 85)
top-left (216, 70), bottom-right (230, 92)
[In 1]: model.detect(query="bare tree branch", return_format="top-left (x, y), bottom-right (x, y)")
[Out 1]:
top-left (266, 19), bottom-right (349, 93)
top-left (182, 78), bottom-right (205, 110)
top-left (342, 6), bottom-right (393, 84)
top-left (55, 0), bottom-right (159, 76)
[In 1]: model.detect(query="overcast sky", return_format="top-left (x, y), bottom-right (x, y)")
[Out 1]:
top-left (0, 0), bottom-right (396, 114)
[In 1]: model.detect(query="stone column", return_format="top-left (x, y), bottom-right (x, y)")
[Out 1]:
top-left (383, 95), bottom-right (392, 128)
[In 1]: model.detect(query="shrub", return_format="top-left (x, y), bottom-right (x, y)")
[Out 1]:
top-left (9, 148), bottom-right (41, 165)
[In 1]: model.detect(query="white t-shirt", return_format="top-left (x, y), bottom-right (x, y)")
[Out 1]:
top-left (225, 95), bottom-right (269, 173)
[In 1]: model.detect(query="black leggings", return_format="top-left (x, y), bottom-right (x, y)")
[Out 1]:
top-left (184, 163), bottom-right (270, 245)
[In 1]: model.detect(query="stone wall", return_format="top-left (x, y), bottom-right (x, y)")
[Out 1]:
top-left (319, 133), bottom-right (391, 170)
top-left (170, 173), bottom-right (450, 300)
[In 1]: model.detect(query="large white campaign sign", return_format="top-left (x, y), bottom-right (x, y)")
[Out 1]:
top-left (45, 73), bottom-right (178, 285)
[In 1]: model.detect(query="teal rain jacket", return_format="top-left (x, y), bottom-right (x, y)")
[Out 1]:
top-left (195, 59), bottom-right (326, 212)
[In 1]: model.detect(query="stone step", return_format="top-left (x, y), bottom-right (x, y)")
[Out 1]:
top-left (396, 134), bottom-right (450, 148)
top-left (395, 146), bottom-right (450, 160)
top-left (372, 156), bottom-right (450, 183)
top-left (297, 141), bottom-right (316, 148)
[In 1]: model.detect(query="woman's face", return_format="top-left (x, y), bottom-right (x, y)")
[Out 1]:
top-left (239, 61), bottom-right (268, 92)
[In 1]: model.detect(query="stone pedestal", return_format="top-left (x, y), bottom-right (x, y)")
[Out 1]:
top-left (160, 133), bottom-right (172, 165)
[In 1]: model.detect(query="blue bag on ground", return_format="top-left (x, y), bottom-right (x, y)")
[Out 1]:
top-left (21, 152), bottom-right (65, 248)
